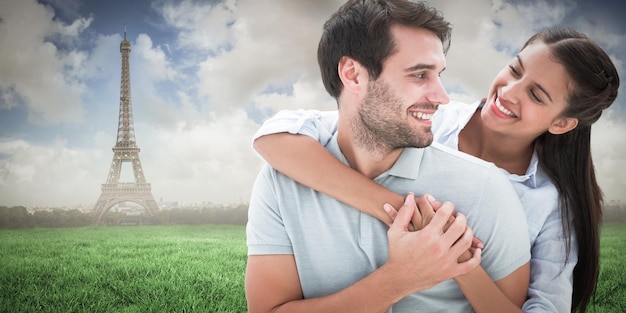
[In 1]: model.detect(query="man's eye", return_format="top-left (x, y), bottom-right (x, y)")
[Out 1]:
top-left (414, 73), bottom-right (426, 79)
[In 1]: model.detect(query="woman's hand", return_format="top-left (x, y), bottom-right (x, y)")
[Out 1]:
top-left (383, 193), bottom-right (484, 262)
top-left (383, 193), bottom-right (440, 230)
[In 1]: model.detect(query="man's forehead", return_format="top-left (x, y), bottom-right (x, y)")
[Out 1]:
top-left (386, 25), bottom-right (446, 71)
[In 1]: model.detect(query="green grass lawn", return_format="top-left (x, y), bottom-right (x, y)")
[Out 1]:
top-left (0, 225), bottom-right (247, 313)
top-left (590, 223), bottom-right (626, 313)
top-left (0, 223), bottom-right (624, 312)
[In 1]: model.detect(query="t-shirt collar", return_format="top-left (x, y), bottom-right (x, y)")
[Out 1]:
top-left (327, 133), bottom-right (424, 181)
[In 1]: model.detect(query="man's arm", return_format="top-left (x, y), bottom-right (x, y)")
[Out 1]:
top-left (245, 195), bottom-right (481, 313)
top-left (245, 254), bottom-right (403, 313)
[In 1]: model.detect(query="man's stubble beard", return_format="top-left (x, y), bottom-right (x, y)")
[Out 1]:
top-left (352, 79), bottom-right (434, 157)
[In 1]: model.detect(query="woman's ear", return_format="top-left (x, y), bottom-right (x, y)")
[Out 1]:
top-left (338, 56), bottom-right (367, 94)
top-left (548, 117), bottom-right (578, 135)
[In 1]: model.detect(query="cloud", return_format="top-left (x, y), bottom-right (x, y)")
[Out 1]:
top-left (591, 112), bottom-right (626, 202)
top-left (0, 138), bottom-right (108, 207)
top-left (157, 0), bottom-right (336, 114)
top-left (428, 0), bottom-right (510, 99)
top-left (252, 79), bottom-right (337, 118)
top-left (157, 0), bottom-right (237, 52)
top-left (128, 32), bottom-right (189, 128)
top-left (138, 109), bottom-right (262, 205)
top-left (133, 33), bottom-right (181, 82)
top-left (0, 0), bottom-right (92, 125)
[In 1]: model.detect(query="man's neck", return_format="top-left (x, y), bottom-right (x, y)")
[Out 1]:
top-left (337, 122), bottom-right (403, 179)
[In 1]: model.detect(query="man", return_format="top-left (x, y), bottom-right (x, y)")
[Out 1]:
top-left (246, 1), bottom-right (530, 312)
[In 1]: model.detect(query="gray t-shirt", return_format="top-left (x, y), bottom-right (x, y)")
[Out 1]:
top-left (247, 135), bottom-right (530, 313)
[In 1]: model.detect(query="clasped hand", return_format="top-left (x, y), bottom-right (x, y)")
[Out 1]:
top-left (382, 193), bottom-right (482, 295)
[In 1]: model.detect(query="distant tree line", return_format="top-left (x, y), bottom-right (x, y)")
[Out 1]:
top-left (0, 204), bottom-right (249, 229)
top-left (1, 202), bottom-right (625, 229)
top-left (603, 201), bottom-right (626, 224)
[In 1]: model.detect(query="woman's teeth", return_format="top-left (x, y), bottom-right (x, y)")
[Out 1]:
top-left (495, 98), bottom-right (516, 117)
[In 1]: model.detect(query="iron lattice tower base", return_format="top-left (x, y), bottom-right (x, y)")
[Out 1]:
top-left (92, 148), bottom-right (160, 224)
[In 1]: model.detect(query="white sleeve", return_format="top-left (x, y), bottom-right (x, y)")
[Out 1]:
top-left (253, 109), bottom-right (339, 147)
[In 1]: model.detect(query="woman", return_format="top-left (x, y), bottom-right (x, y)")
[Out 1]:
top-left (252, 27), bottom-right (619, 312)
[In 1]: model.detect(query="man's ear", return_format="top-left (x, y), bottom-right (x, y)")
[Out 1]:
top-left (338, 56), bottom-right (367, 94)
top-left (548, 117), bottom-right (578, 135)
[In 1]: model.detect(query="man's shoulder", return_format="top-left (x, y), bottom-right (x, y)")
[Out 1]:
top-left (425, 142), bottom-right (497, 170)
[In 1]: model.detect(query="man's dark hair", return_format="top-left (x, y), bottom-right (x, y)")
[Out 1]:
top-left (317, 0), bottom-right (451, 99)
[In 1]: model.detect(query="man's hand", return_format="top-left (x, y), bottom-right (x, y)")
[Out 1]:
top-left (383, 194), bottom-right (481, 295)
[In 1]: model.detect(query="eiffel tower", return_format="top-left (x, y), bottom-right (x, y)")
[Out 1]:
top-left (92, 27), bottom-right (159, 224)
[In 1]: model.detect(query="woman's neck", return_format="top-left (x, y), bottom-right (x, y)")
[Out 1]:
top-left (459, 110), bottom-right (535, 176)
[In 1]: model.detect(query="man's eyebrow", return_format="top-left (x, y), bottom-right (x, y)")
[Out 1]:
top-left (405, 64), bottom-right (446, 74)
top-left (405, 64), bottom-right (436, 72)
top-left (517, 55), bottom-right (553, 102)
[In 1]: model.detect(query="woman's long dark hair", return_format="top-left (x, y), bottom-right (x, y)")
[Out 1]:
top-left (525, 27), bottom-right (619, 313)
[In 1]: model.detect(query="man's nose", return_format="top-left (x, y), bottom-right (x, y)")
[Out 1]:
top-left (426, 77), bottom-right (450, 105)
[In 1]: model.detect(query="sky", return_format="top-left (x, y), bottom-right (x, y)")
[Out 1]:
top-left (0, 0), bottom-right (625, 208)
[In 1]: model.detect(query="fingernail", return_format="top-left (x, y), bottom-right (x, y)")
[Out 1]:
top-left (405, 193), bottom-right (414, 205)
top-left (383, 203), bottom-right (393, 212)
top-left (427, 194), bottom-right (436, 202)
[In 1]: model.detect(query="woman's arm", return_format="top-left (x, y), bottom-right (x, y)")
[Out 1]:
top-left (455, 264), bottom-right (530, 313)
top-left (254, 132), bottom-right (404, 224)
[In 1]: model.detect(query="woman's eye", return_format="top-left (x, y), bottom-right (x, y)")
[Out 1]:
top-left (530, 90), bottom-right (542, 103)
top-left (509, 65), bottom-right (520, 77)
